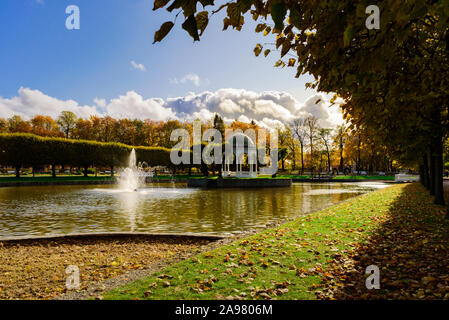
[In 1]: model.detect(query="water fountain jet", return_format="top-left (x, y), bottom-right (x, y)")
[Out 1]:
top-left (118, 149), bottom-right (148, 191)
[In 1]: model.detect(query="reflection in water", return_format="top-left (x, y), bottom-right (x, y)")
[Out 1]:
top-left (0, 182), bottom-right (389, 237)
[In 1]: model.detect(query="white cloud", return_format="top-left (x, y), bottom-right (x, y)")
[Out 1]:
top-left (165, 88), bottom-right (342, 128)
top-left (169, 73), bottom-right (203, 87)
top-left (0, 87), bottom-right (344, 129)
top-left (0, 87), bottom-right (98, 119)
top-left (299, 94), bottom-right (344, 127)
top-left (130, 60), bottom-right (146, 72)
top-left (105, 91), bottom-right (175, 121)
top-left (237, 115), bottom-right (251, 123)
top-left (93, 97), bottom-right (106, 108)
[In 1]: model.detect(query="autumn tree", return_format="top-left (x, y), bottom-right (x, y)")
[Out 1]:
top-left (100, 116), bottom-right (117, 142)
top-left (57, 111), bottom-right (77, 138)
top-left (213, 113), bottom-right (226, 137)
top-left (276, 126), bottom-right (290, 171)
top-left (318, 128), bottom-right (332, 173)
top-left (0, 118), bottom-right (9, 133)
top-left (304, 116), bottom-right (319, 171)
top-left (284, 125), bottom-right (298, 171)
top-left (30, 115), bottom-right (62, 137)
top-left (8, 115), bottom-right (31, 133)
top-left (290, 117), bottom-right (307, 174)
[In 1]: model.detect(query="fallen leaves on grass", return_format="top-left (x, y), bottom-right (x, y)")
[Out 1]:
top-left (317, 184), bottom-right (449, 300)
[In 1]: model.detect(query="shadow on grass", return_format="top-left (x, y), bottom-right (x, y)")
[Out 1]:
top-left (321, 183), bottom-right (449, 299)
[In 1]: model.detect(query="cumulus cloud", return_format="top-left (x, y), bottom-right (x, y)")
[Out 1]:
top-left (0, 87), bottom-right (99, 119)
top-left (105, 91), bottom-right (176, 120)
top-left (130, 60), bottom-right (146, 72)
top-left (0, 87), bottom-right (344, 128)
top-left (164, 88), bottom-right (342, 128)
top-left (169, 73), bottom-right (203, 87)
top-left (93, 97), bottom-right (106, 108)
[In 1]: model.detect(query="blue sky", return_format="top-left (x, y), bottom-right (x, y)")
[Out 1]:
top-left (0, 0), bottom-right (342, 128)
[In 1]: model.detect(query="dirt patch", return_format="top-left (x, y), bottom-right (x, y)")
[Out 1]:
top-left (0, 236), bottom-right (211, 300)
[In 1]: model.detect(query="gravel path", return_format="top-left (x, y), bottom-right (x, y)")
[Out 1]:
top-left (0, 235), bottom-right (213, 300)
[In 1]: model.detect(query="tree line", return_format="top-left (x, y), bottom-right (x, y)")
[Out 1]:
top-left (0, 111), bottom-right (398, 175)
top-left (278, 116), bottom-right (394, 174)
top-left (0, 133), bottom-right (171, 178)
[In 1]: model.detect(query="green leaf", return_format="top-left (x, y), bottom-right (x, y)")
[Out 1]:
top-left (271, 2), bottom-right (287, 31)
top-left (153, 21), bottom-right (175, 44)
top-left (182, 15), bottom-right (200, 41)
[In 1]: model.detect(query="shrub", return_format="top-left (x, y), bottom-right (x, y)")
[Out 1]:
top-left (0, 133), bottom-right (174, 176)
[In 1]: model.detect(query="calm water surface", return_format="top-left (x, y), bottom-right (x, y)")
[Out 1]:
top-left (0, 182), bottom-right (389, 237)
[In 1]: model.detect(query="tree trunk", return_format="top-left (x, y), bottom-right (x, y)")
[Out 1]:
top-left (430, 146), bottom-right (436, 196)
top-left (201, 163), bottom-right (208, 177)
top-left (357, 137), bottom-right (361, 172)
top-left (327, 151), bottom-right (331, 173)
top-left (51, 164), bottom-right (56, 178)
top-left (310, 138), bottom-right (313, 168)
top-left (300, 142), bottom-right (304, 174)
top-left (290, 148), bottom-right (296, 171)
top-left (218, 165), bottom-right (223, 179)
top-left (419, 164), bottom-right (425, 187)
top-left (84, 165), bottom-right (88, 177)
top-left (422, 153), bottom-right (430, 190)
top-left (15, 165), bottom-right (20, 178)
top-left (339, 150), bottom-right (344, 172)
top-left (188, 166), bottom-right (192, 177)
top-left (111, 166), bottom-right (114, 177)
top-left (434, 137), bottom-right (445, 205)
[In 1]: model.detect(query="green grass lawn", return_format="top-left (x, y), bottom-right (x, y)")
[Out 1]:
top-left (332, 175), bottom-right (394, 180)
top-left (103, 184), bottom-right (409, 300)
top-left (153, 175), bottom-right (205, 180)
top-left (277, 175), bottom-right (311, 179)
top-left (279, 174), bottom-right (394, 180)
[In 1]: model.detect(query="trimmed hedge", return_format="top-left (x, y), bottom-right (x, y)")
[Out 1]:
top-left (0, 133), bottom-right (173, 176)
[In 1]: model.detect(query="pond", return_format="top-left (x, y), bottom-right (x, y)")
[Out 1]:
top-left (0, 182), bottom-right (389, 237)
